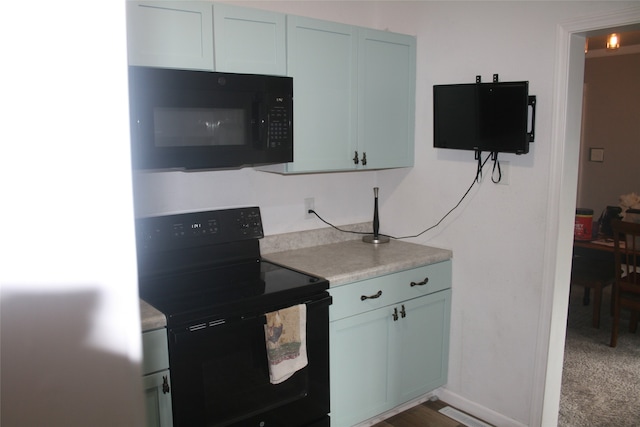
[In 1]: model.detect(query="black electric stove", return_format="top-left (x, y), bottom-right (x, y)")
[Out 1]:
top-left (136, 207), bottom-right (331, 427)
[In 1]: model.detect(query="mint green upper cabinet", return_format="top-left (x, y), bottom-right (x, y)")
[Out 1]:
top-left (274, 16), bottom-right (358, 173)
top-left (126, 1), bottom-right (214, 70)
top-left (357, 29), bottom-right (416, 169)
top-left (260, 21), bottom-right (415, 174)
top-left (212, 4), bottom-right (286, 75)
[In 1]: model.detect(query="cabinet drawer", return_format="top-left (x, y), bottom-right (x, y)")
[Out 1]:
top-left (142, 328), bottom-right (169, 375)
top-left (329, 260), bottom-right (451, 321)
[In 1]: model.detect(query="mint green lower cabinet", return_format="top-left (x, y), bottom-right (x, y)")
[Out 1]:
top-left (142, 328), bottom-right (173, 427)
top-left (394, 290), bottom-right (451, 403)
top-left (330, 305), bottom-right (394, 427)
top-left (329, 262), bottom-right (451, 427)
top-left (143, 370), bottom-right (173, 427)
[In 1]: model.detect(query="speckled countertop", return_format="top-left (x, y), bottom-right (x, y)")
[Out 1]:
top-left (263, 239), bottom-right (452, 287)
top-left (139, 223), bottom-right (452, 331)
top-left (140, 300), bottom-right (165, 331)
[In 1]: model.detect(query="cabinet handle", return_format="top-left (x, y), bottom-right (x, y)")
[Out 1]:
top-left (353, 151), bottom-right (359, 165)
top-left (360, 290), bottom-right (382, 301)
top-left (410, 277), bottom-right (429, 287)
top-left (400, 304), bottom-right (406, 318)
top-left (392, 307), bottom-right (399, 321)
top-left (162, 375), bottom-right (170, 394)
top-left (361, 152), bottom-right (367, 166)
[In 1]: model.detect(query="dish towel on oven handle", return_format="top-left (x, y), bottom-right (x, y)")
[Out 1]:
top-left (264, 304), bottom-right (308, 384)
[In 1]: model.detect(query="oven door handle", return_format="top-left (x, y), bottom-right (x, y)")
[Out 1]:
top-left (304, 294), bottom-right (332, 310)
top-left (172, 294), bottom-right (332, 342)
top-left (171, 313), bottom-right (262, 344)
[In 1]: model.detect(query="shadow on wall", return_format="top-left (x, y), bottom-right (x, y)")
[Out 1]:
top-left (1, 290), bottom-right (143, 427)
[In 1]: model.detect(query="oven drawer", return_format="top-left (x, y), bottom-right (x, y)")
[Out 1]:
top-left (329, 260), bottom-right (451, 321)
top-left (142, 328), bottom-right (169, 376)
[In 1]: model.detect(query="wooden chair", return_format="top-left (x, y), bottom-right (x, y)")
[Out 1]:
top-left (610, 220), bottom-right (640, 347)
top-left (570, 254), bottom-right (614, 328)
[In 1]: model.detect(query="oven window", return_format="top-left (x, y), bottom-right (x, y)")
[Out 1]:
top-left (153, 107), bottom-right (246, 147)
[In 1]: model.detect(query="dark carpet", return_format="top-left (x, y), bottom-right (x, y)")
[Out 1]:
top-left (559, 284), bottom-right (640, 426)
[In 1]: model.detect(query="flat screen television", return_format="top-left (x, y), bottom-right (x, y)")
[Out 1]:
top-left (433, 81), bottom-right (535, 155)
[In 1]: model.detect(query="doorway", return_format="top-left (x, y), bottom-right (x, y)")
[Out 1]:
top-left (538, 7), bottom-right (640, 426)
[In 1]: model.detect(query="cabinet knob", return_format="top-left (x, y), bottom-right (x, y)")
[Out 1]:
top-left (410, 277), bottom-right (429, 287)
top-left (353, 151), bottom-right (359, 165)
top-left (361, 152), bottom-right (367, 166)
top-left (361, 290), bottom-right (382, 301)
top-left (392, 307), bottom-right (399, 321)
top-left (400, 304), bottom-right (406, 318)
top-left (162, 375), bottom-right (170, 394)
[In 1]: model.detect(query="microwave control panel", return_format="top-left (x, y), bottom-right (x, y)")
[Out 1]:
top-left (267, 104), bottom-right (291, 149)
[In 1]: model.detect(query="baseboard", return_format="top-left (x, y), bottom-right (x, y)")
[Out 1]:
top-left (436, 388), bottom-right (528, 427)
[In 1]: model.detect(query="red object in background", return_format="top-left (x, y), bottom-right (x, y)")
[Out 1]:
top-left (575, 208), bottom-right (594, 240)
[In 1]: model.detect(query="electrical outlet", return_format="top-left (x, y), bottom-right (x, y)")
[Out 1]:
top-left (304, 198), bottom-right (315, 219)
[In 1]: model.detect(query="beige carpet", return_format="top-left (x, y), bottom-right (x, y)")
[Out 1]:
top-left (559, 285), bottom-right (640, 426)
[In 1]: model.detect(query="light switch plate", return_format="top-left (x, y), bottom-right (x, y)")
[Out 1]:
top-left (590, 148), bottom-right (604, 162)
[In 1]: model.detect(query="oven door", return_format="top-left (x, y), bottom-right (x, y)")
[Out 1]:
top-left (167, 293), bottom-right (331, 427)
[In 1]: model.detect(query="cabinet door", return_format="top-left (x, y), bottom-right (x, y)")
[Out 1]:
top-left (143, 370), bottom-right (173, 427)
top-left (357, 29), bottom-right (416, 169)
top-left (284, 16), bottom-right (358, 173)
top-left (212, 4), bottom-right (286, 75)
top-left (393, 289), bottom-right (451, 404)
top-left (330, 306), bottom-right (394, 427)
top-left (126, 1), bottom-right (214, 70)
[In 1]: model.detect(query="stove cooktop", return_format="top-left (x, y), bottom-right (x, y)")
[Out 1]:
top-left (140, 260), bottom-right (328, 327)
top-left (136, 208), bottom-right (329, 328)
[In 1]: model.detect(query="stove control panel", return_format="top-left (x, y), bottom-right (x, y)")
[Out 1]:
top-left (136, 207), bottom-right (264, 251)
top-left (236, 208), bottom-right (263, 237)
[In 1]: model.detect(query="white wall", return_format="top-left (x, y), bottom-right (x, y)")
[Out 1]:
top-left (133, 168), bottom-right (379, 234)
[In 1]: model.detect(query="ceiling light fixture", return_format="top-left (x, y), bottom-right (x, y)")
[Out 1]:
top-left (607, 33), bottom-right (620, 50)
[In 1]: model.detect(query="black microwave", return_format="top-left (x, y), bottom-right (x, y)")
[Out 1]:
top-left (127, 66), bottom-right (293, 170)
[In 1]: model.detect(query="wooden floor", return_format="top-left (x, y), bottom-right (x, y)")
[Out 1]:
top-left (371, 399), bottom-right (494, 427)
